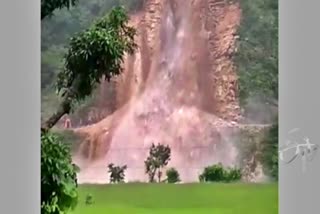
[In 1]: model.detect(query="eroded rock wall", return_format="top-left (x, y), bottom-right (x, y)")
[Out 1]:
top-left (72, 0), bottom-right (243, 183)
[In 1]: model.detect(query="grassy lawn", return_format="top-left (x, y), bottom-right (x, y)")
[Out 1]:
top-left (72, 183), bottom-right (278, 214)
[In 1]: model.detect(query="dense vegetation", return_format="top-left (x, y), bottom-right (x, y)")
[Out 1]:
top-left (41, 1), bottom-right (139, 213)
top-left (199, 163), bottom-right (242, 183)
top-left (41, 0), bottom-right (143, 56)
top-left (41, 0), bottom-right (144, 122)
top-left (41, 7), bottom-right (137, 131)
top-left (235, 0), bottom-right (278, 107)
top-left (234, 0), bottom-right (278, 179)
top-left (41, 132), bottom-right (78, 214)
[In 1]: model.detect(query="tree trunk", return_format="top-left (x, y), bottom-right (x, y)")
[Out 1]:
top-left (157, 169), bottom-right (162, 183)
top-left (149, 168), bottom-right (157, 183)
top-left (41, 91), bottom-right (74, 133)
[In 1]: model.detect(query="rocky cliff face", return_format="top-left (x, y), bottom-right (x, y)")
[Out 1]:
top-left (116, 0), bottom-right (240, 120)
top-left (72, 0), bottom-right (244, 183)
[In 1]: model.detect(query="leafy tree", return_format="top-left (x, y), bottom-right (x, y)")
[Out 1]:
top-left (41, 132), bottom-right (78, 214)
top-left (145, 143), bottom-right (171, 183)
top-left (41, 0), bottom-right (144, 94)
top-left (108, 163), bottom-right (127, 183)
top-left (41, 1), bottom-right (137, 214)
top-left (41, 6), bottom-right (137, 132)
top-left (42, 0), bottom-right (78, 20)
top-left (166, 168), bottom-right (180, 183)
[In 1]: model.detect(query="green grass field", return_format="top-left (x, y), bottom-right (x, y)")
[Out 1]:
top-left (72, 183), bottom-right (278, 214)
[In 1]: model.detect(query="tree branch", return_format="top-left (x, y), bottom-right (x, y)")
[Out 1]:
top-left (41, 91), bottom-right (74, 133)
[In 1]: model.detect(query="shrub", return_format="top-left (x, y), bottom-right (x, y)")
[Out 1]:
top-left (224, 167), bottom-right (242, 182)
top-left (166, 168), bottom-right (181, 183)
top-left (108, 163), bottom-right (127, 183)
top-left (41, 132), bottom-right (78, 214)
top-left (85, 194), bottom-right (94, 205)
top-left (199, 163), bottom-right (242, 183)
top-left (199, 163), bottom-right (225, 182)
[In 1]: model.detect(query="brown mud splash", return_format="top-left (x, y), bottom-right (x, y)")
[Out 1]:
top-left (72, 0), bottom-right (242, 183)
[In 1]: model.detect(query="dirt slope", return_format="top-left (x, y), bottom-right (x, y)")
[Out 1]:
top-left (72, 0), bottom-right (243, 183)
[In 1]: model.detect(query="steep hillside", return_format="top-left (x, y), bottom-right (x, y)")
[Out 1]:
top-left (71, 0), bottom-right (244, 183)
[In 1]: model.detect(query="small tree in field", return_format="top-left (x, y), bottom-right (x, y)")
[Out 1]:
top-left (166, 168), bottom-right (180, 183)
top-left (108, 163), bottom-right (127, 183)
top-left (145, 143), bottom-right (171, 182)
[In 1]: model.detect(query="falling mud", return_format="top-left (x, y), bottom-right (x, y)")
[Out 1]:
top-left (72, 0), bottom-right (247, 183)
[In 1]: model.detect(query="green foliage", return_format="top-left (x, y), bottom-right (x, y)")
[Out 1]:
top-left (85, 194), bottom-right (94, 205)
top-left (40, 2), bottom-right (139, 214)
top-left (199, 163), bottom-right (225, 182)
top-left (199, 163), bottom-right (242, 183)
top-left (224, 167), bottom-right (242, 182)
top-left (235, 0), bottom-right (278, 105)
top-left (42, 0), bottom-right (78, 20)
top-left (166, 168), bottom-right (180, 183)
top-left (41, 0), bottom-right (143, 119)
top-left (145, 143), bottom-right (171, 183)
top-left (41, 0), bottom-right (143, 89)
top-left (261, 121), bottom-right (278, 180)
top-left (108, 163), bottom-right (127, 183)
top-left (41, 132), bottom-right (78, 214)
top-left (56, 6), bottom-right (137, 103)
